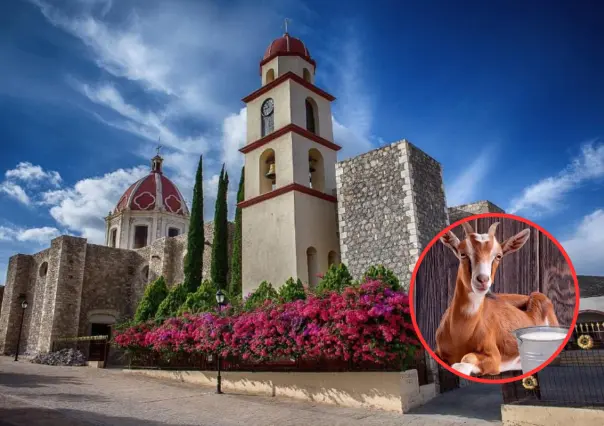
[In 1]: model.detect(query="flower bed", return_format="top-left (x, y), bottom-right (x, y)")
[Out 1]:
top-left (113, 281), bottom-right (420, 369)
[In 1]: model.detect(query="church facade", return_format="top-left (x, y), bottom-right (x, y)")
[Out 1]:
top-left (0, 30), bottom-right (501, 356)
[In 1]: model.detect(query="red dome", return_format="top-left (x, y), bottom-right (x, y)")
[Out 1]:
top-left (263, 33), bottom-right (312, 62)
top-left (113, 156), bottom-right (189, 216)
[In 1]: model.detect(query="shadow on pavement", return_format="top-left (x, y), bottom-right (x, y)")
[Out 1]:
top-left (0, 406), bottom-right (196, 426)
top-left (408, 383), bottom-right (503, 422)
top-left (0, 371), bottom-right (82, 389)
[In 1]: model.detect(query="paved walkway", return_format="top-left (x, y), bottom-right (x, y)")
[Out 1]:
top-left (0, 357), bottom-right (502, 425)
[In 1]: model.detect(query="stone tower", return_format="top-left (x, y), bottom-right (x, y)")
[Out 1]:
top-left (104, 152), bottom-right (190, 250)
top-left (240, 32), bottom-right (341, 294)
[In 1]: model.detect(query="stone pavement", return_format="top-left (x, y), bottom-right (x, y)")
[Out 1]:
top-left (0, 357), bottom-right (502, 426)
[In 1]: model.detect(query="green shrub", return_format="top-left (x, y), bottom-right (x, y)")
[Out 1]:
top-left (315, 263), bottom-right (353, 295)
top-left (155, 283), bottom-right (188, 319)
top-left (244, 281), bottom-right (278, 311)
top-left (278, 277), bottom-right (306, 302)
top-left (179, 279), bottom-right (217, 315)
top-left (363, 265), bottom-right (401, 291)
top-left (134, 276), bottom-right (169, 323)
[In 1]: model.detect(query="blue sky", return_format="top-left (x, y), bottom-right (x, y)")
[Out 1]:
top-left (0, 0), bottom-right (603, 283)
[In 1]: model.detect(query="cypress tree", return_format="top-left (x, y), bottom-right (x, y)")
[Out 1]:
top-left (133, 276), bottom-right (168, 323)
top-left (228, 166), bottom-right (244, 296)
top-left (211, 165), bottom-right (229, 290)
top-left (183, 155), bottom-right (205, 293)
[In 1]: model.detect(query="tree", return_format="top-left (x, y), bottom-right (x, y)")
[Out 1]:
top-left (133, 276), bottom-right (168, 323)
top-left (278, 277), bottom-right (306, 302)
top-left (211, 165), bottom-right (229, 290)
top-left (178, 279), bottom-right (216, 315)
top-left (315, 263), bottom-right (354, 295)
top-left (155, 283), bottom-right (188, 319)
top-left (228, 166), bottom-right (244, 297)
top-left (363, 265), bottom-right (401, 291)
top-left (183, 155), bottom-right (205, 293)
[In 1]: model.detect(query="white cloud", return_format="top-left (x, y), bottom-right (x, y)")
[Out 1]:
top-left (0, 182), bottom-right (31, 205)
top-left (0, 225), bottom-right (60, 244)
top-left (446, 145), bottom-right (496, 206)
top-left (5, 162), bottom-right (62, 186)
top-left (16, 227), bottom-right (61, 243)
top-left (43, 166), bottom-right (148, 243)
top-left (508, 142), bottom-right (604, 215)
top-left (561, 209), bottom-right (604, 276)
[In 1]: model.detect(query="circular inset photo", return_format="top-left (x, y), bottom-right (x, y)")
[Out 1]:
top-left (410, 213), bottom-right (580, 384)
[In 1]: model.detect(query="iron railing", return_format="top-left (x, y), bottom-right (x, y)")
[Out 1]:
top-left (501, 321), bottom-right (604, 408)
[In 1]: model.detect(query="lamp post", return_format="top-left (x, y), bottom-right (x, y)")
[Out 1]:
top-left (215, 288), bottom-right (226, 394)
top-left (14, 299), bottom-right (28, 362)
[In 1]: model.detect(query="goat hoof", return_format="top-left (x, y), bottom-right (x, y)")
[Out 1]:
top-left (451, 362), bottom-right (478, 376)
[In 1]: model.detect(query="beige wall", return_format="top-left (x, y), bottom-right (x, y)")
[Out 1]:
top-left (124, 368), bottom-right (436, 414)
top-left (106, 210), bottom-right (188, 250)
top-left (294, 192), bottom-right (339, 288)
top-left (502, 404), bottom-right (604, 426)
top-left (261, 56), bottom-right (316, 86)
top-left (242, 192), bottom-right (298, 294)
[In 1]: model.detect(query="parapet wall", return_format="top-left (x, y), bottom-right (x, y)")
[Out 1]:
top-left (448, 200), bottom-right (505, 224)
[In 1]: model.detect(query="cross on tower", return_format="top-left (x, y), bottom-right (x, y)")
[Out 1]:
top-left (283, 18), bottom-right (291, 34)
top-left (156, 144), bottom-right (162, 156)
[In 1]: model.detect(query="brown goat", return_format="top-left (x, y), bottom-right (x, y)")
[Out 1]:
top-left (434, 222), bottom-right (559, 377)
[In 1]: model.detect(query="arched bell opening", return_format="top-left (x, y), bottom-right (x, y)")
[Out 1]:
top-left (306, 247), bottom-right (319, 289)
top-left (266, 68), bottom-right (275, 84)
top-left (308, 148), bottom-right (325, 192)
top-left (303, 68), bottom-right (312, 83)
top-left (260, 148), bottom-right (276, 194)
top-left (305, 97), bottom-right (319, 135)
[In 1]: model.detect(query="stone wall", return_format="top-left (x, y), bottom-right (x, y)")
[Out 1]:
top-left (448, 200), bottom-right (505, 224)
top-left (0, 220), bottom-right (235, 355)
top-left (336, 140), bottom-right (449, 288)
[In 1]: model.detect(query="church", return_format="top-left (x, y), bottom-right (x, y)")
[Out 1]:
top-left (0, 31), bottom-right (502, 356)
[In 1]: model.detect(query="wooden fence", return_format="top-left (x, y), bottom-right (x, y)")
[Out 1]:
top-left (413, 216), bottom-right (577, 390)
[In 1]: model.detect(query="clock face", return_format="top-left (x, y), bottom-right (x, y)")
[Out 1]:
top-left (262, 98), bottom-right (274, 117)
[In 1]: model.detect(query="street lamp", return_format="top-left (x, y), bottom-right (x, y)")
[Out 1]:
top-left (14, 298), bottom-right (28, 362)
top-left (215, 288), bottom-right (226, 394)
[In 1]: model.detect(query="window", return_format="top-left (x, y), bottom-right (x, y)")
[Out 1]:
top-left (306, 247), bottom-right (319, 289)
top-left (261, 98), bottom-right (275, 137)
top-left (133, 225), bottom-right (148, 249)
top-left (168, 227), bottom-right (179, 238)
top-left (305, 98), bottom-right (318, 134)
top-left (110, 228), bottom-right (117, 247)
top-left (266, 68), bottom-right (275, 84)
top-left (39, 261), bottom-right (48, 277)
top-left (303, 68), bottom-right (312, 83)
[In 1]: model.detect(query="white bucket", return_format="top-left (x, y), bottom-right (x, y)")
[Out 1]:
top-left (512, 326), bottom-right (569, 374)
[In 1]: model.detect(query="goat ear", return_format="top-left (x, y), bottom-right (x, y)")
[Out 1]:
top-left (440, 230), bottom-right (461, 257)
top-left (501, 228), bottom-right (530, 256)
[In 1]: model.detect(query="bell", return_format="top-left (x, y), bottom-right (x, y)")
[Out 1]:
top-left (309, 158), bottom-right (316, 173)
top-left (265, 163), bottom-right (276, 181)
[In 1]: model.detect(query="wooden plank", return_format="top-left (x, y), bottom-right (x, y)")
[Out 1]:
top-left (539, 232), bottom-right (576, 327)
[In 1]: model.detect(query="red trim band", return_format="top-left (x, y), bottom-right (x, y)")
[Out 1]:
top-left (238, 183), bottom-right (337, 209)
top-left (259, 53), bottom-right (316, 75)
top-left (242, 71), bottom-right (335, 103)
top-left (239, 123), bottom-right (341, 154)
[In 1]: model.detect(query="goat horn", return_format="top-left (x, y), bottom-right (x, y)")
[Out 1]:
top-left (488, 222), bottom-right (499, 236)
top-left (461, 222), bottom-right (474, 236)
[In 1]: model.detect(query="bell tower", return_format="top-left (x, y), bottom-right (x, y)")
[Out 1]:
top-left (239, 30), bottom-right (341, 294)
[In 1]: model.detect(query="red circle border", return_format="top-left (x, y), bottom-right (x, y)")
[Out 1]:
top-left (408, 212), bottom-right (581, 385)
